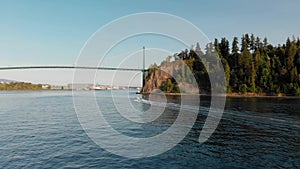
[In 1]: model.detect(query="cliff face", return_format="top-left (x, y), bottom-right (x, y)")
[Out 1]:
top-left (141, 60), bottom-right (199, 94)
top-left (141, 67), bottom-right (171, 93)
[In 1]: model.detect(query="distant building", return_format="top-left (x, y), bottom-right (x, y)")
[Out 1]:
top-left (42, 84), bottom-right (51, 89)
top-left (67, 83), bottom-right (93, 90)
top-left (50, 85), bottom-right (67, 90)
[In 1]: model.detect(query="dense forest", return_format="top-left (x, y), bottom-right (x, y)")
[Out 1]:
top-left (0, 82), bottom-right (45, 90)
top-left (147, 34), bottom-right (300, 96)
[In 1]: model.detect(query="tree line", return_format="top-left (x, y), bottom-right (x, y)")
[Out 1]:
top-left (153, 34), bottom-right (300, 96)
top-left (0, 82), bottom-right (45, 90)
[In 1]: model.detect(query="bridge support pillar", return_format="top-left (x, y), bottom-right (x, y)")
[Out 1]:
top-left (142, 46), bottom-right (145, 88)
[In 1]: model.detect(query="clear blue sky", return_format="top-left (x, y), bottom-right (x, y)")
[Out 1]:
top-left (0, 0), bottom-right (299, 85)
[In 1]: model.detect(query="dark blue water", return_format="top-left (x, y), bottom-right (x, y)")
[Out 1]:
top-left (0, 91), bottom-right (299, 168)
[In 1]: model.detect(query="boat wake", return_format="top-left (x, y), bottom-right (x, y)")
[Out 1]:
top-left (135, 96), bottom-right (300, 129)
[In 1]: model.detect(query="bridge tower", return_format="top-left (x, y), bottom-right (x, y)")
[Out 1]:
top-left (142, 46), bottom-right (146, 88)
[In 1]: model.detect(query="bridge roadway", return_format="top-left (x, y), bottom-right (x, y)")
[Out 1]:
top-left (0, 66), bottom-right (148, 72)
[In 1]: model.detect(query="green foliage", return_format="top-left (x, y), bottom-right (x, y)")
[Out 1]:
top-left (296, 88), bottom-right (300, 96)
top-left (161, 78), bottom-right (179, 93)
top-left (146, 34), bottom-right (300, 96)
top-left (0, 82), bottom-right (45, 90)
top-left (240, 84), bottom-right (248, 94)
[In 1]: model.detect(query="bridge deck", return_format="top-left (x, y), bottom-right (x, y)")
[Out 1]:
top-left (0, 66), bottom-right (148, 72)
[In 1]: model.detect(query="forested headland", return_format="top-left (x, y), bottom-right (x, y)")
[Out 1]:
top-left (144, 34), bottom-right (300, 96)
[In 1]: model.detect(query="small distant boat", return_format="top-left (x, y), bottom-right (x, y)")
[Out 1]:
top-left (136, 87), bottom-right (141, 94)
top-left (136, 97), bottom-right (151, 104)
top-left (90, 86), bottom-right (106, 90)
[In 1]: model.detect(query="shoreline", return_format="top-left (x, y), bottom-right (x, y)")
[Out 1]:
top-left (1, 90), bottom-right (299, 98)
top-left (138, 92), bottom-right (300, 98)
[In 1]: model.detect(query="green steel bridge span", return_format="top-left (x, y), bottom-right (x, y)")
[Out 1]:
top-left (0, 47), bottom-right (148, 85)
top-left (0, 66), bottom-right (148, 72)
top-left (0, 65), bottom-right (149, 86)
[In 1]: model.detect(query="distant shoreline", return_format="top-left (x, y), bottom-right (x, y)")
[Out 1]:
top-left (0, 89), bottom-right (73, 92)
top-left (1, 90), bottom-right (299, 98)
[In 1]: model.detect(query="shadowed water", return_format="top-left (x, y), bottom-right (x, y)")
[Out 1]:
top-left (0, 91), bottom-right (299, 168)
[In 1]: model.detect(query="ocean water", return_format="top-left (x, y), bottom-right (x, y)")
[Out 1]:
top-left (0, 90), bottom-right (299, 168)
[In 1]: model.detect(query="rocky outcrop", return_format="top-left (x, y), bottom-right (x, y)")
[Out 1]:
top-left (141, 60), bottom-right (199, 94)
top-left (141, 67), bottom-right (171, 93)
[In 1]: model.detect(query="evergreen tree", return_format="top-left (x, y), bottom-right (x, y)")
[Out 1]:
top-left (231, 37), bottom-right (239, 68)
top-left (195, 42), bottom-right (204, 57)
top-left (214, 38), bottom-right (221, 56)
top-left (250, 34), bottom-right (256, 52)
top-left (263, 37), bottom-right (268, 47)
top-left (219, 37), bottom-right (230, 61)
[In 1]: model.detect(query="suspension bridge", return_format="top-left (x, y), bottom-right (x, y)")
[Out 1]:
top-left (0, 65), bottom-right (147, 72)
top-left (0, 47), bottom-right (148, 86)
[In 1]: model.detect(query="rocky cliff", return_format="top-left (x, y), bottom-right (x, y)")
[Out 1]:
top-left (141, 60), bottom-right (199, 94)
top-left (141, 66), bottom-right (171, 93)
